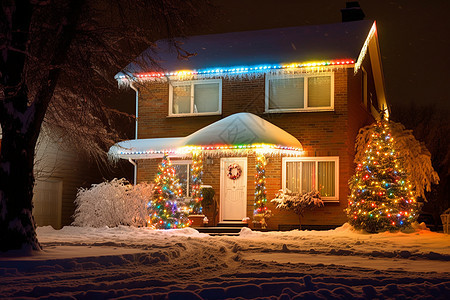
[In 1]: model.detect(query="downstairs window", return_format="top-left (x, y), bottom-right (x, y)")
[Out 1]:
top-left (282, 157), bottom-right (339, 201)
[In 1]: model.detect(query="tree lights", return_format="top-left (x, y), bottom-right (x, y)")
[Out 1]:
top-left (148, 154), bottom-right (190, 229)
top-left (346, 119), bottom-right (421, 232)
top-left (189, 151), bottom-right (204, 214)
top-left (253, 154), bottom-right (271, 228)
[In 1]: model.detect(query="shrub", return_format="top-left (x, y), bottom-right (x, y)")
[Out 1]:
top-left (271, 190), bottom-right (323, 229)
top-left (72, 178), bottom-right (153, 227)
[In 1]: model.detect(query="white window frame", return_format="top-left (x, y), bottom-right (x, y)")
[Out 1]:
top-left (169, 79), bottom-right (222, 117)
top-left (282, 156), bottom-right (339, 202)
top-left (265, 72), bottom-right (334, 113)
top-left (172, 160), bottom-right (192, 197)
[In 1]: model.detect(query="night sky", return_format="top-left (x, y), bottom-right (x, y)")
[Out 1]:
top-left (186, 0), bottom-right (450, 111)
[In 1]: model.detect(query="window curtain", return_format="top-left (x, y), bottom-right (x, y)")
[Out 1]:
top-left (301, 162), bottom-right (315, 193)
top-left (318, 161), bottom-right (335, 197)
top-left (286, 161), bottom-right (301, 193)
top-left (194, 83), bottom-right (219, 113)
top-left (308, 76), bottom-right (331, 107)
top-left (269, 77), bottom-right (304, 110)
top-left (173, 85), bottom-right (191, 114)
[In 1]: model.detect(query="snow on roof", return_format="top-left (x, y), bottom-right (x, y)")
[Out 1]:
top-left (183, 112), bottom-right (302, 148)
top-left (118, 20), bottom-right (374, 76)
top-left (109, 137), bottom-right (185, 159)
top-left (109, 113), bottom-right (303, 159)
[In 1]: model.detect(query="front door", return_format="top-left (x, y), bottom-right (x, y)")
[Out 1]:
top-left (220, 157), bottom-right (247, 222)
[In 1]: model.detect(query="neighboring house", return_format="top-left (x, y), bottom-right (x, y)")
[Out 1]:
top-left (1, 127), bottom-right (130, 229)
top-left (32, 132), bottom-right (104, 229)
top-left (109, 17), bottom-right (388, 230)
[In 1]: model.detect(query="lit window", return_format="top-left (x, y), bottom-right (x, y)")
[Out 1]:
top-left (169, 79), bottom-right (222, 116)
top-left (266, 73), bottom-right (333, 112)
top-left (173, 161), bottom-right (191, 197)
top-left (282, 157), bottom-right (339, 201)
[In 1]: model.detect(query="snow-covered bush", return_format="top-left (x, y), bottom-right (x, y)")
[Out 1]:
top-left (72, 178), bottom-right (153, 227)
top-left (271, 190), bottom-right (323, 227)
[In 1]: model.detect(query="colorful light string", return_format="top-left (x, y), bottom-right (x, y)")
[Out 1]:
top-left (117, 59), bottom-right (355, 81)
top-left (189, 151), bottom-right (204, 214)
top-left (253, 154), bottom-right (271, 228)
top-left (117, 143), bottom-right (303, 158)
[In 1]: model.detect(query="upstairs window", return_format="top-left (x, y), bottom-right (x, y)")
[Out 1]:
top-left (282, 157), bottom-right (339, 202)
top-left (265, 73), bottom-right (334, 112)
top-left (169, 79), bottom-right (222, 116)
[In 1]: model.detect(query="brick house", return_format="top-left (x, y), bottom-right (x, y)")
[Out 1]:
top-left (109, 19), bottom-right (388, 230)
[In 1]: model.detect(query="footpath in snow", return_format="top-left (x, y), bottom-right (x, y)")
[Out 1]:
top-left (1, 223), bottom-right (449, 299)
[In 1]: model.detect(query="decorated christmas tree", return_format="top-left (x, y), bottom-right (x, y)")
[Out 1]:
top-left (346, 117), bottom-right (428, 232)
top-left (149, 154), bottom-right (190, 229)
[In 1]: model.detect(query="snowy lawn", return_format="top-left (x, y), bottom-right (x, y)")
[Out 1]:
top-left (1, 224), bottom-right (449, 299)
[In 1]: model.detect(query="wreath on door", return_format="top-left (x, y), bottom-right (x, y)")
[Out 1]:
top-left (227, 163), bottom-right (242, 180)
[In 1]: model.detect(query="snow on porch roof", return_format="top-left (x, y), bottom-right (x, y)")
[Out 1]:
top-left (116, 20), bottom-right (374, 77)
top-left (183, 113), bottom-right (302, 149)
top-left (109, 137), bottom-right (185, 159)
top-left (109, 113), bottom-right (303, 159)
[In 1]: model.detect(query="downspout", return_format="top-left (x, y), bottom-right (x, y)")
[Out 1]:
top-left (129, 82), bottom-right (139, 185)
top-left (130, 82), bottom-right (139, 139)
top-left (128, 158), bottom-right (137, 185)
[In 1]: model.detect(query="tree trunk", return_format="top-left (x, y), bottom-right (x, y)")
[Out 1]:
top-left (0, 0), bottom-right (84, 252)
top-left (0, 126), bottom-right (40, 251)
top-left (0, 0), bottom-right (39, 252)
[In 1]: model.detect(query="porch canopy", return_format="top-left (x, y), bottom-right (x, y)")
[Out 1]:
top-left (109, 113), bottom-right (303, 159)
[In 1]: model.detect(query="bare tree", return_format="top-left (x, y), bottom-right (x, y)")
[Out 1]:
top-left (0, 0), bottom-right (210, 252)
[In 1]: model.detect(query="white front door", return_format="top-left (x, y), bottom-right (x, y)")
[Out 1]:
top-left (220, 157), bottom-right (247, 222)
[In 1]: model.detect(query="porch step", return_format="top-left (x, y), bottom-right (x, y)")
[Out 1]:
top-left (194, 226), bottom-right (245, 235)
top-left (217, 222), bottom-right (249, 228)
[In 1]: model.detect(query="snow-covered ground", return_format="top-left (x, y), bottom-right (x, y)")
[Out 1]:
top-left (1, 224), bottom-right (449, 299)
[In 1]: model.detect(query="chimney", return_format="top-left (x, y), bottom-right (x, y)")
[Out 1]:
top-left (341, 1), bottom-right (365, 22)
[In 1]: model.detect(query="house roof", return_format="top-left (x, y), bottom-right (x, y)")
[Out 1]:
top-left (109, 113), bottom-right (303, 159)
top-left (118, 20), bottom-right (374, 77)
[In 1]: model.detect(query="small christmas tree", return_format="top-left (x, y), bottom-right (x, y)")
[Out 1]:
top-left (149, 154), bottom-right (190, 229)
top-left (346, 118), bottom-right (423, 232)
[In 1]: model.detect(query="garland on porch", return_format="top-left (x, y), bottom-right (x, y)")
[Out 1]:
top-left (190, 151), bottom-right (204, 214)
top-left (148, 154), bottom-right (190, 229)
top-left (253, 154), bottom-right (271, 228)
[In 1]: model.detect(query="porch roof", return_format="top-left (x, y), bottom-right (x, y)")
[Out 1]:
top-left (109, 113), bottom-right (303, 159)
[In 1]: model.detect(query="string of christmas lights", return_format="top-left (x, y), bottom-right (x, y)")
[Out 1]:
top-left (148, 154), bottom-right (190, 229)
top-left (346, 118), bottom-right (420, 232)
top-left (189, 151), bottom-right (204, 214)
top-left (117, 59), bottom-right (355, 81)
top-left (253, 154), bottom-right (271, 228)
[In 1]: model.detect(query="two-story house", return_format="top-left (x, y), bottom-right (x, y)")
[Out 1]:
top-left (109, 18), bottom-right (388, 230)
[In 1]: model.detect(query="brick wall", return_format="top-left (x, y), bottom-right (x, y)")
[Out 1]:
top-left (135, 65), bottom-right (375, 229)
